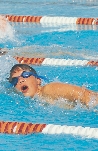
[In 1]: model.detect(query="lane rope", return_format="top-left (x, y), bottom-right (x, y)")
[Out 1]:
top-left (0, 121), bottom-right (98, 138)
top-left (4, 15), bottom-right (98, 25)
top-left (14, 56), bottom-right (98, 66)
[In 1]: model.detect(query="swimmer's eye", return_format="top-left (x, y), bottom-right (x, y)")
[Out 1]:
top-left (9, 71), bottom-right (48, 87)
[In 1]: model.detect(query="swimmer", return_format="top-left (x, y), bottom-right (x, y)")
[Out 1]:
top-left (9, 64), bottom-right (98, 108)
top-left (0, 15), bottom-right (8, 31)
top-left (0, 15), bottom-right (14, 40)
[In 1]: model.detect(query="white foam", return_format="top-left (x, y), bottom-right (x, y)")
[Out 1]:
top-left (0, 54), bottom-right (17, 81)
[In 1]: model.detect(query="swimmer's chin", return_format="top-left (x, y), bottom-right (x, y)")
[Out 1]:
top-left (22, 92), bottom-right (36, 98)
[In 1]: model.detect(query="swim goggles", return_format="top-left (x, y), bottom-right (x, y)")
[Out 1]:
top-left (10, 71), bottom-right (48, 87)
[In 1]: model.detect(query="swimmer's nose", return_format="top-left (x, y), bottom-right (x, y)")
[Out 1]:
top-left (18, 77), bottom-right (25, 84)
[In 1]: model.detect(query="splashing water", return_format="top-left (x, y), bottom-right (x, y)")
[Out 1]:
top-left (0, 54), bottom-right (17, 95)
top-left (0, 54), bottom-right (17, 78)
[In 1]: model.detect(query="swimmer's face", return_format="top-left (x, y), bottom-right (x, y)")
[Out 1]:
top-left (11, 68), bottom-right (41, 97)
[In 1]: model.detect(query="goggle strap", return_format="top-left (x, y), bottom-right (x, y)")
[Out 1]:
top-left (38, 75), bottom-right (49, 82)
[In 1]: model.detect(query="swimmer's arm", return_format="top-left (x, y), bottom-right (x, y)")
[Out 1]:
top-left (41, 82), bottom-right (98, 106)
top-left (0, 15), bottom-right (8, 31)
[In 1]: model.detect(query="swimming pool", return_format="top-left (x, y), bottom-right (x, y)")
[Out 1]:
top-left (0, 0), bottom-right (98, 150)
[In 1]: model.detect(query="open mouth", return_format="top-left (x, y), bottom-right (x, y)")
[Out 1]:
top-left (21, 85), bottom-right (28, 93)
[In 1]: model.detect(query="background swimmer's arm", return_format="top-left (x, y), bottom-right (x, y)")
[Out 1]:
top-left (41, 82), bottom-right (98, 106)
top-left (0, 15), bottom-right (8, 31)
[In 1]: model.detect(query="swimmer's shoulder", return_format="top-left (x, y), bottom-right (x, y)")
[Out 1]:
top-left (41, 82), bottom-right (68, 96)
top-left (42, 82), bottom-right (64, 90)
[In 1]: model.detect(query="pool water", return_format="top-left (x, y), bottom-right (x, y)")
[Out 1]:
top-left (0, 0), bottom-right (98, 150)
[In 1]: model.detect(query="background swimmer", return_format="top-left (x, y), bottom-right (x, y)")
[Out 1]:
top-left (0, 15), bottom-right (7, 31)
top-left (0, 15), bottom-right (15, 40)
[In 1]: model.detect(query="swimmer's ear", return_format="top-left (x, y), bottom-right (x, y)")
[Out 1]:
top-left (37, 78), bottom-right (41, 85)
